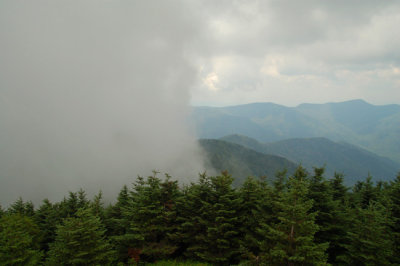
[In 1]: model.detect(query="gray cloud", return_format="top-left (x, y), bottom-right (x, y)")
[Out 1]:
top-left (1, 0), bottom-right (399, 205)
top-left (0, 1), bottom-right (207, 206)
top-left (190, 0), bottom-right (400, 106)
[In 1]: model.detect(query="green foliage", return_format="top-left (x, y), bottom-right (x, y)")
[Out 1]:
top-left (239, 176), bottom-right (273, 261)
top-left (308, 167), bottom-right (348, 263)
top-left (2, 167), bottom-right (400, 265)
top-left (34, 199), bottom-right (60, 253)
top-left (105, 185), bottom-right (131, 262)
top-left (339, 202), bottom-right (394, 265)
top-left (118, 172), bottom-right (181, 262)
top-left (199, 139), bottom-right (297, 186)
top-left (46, 207), bottom-right (115, 265)
top-left (201, 173), bottom-right (242, 264)
top-left (0, 214), bottom-right (43, 265)
top-left (260, 166), bottom-right (328, 265)
top-left (178, 172), bottom-right (242, 265)
top-left (388, 172), bottom-right (400, 263)
top-left (8, 197), bottom-right (35, 217)
top-left (147, 260), bottom-right (211, 265)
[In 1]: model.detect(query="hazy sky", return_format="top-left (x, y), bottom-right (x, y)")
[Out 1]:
top-left (0, 1), bottom-right (208, 205)
top-left (189, 0), bottom-right (400, 106)
top-left (0, 1), bottom-right (399, 205)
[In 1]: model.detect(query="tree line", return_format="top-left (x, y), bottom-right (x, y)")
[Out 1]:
top-left (1, 166), bottom-right (399, 265)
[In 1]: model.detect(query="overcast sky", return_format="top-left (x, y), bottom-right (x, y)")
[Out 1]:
top-left (0, 1), bottom-right (399, 205)
top-left (188, 0), bottom-right (400, 106)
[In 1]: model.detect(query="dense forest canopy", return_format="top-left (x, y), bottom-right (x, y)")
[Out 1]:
top-left (1, 167), bottom-right (399, 265)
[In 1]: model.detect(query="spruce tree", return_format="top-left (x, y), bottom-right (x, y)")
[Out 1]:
top-left (46, 207), bottom-right (115, 265)
top-left (90, 190), bottom-right (105, 221)
top-left (356, 175), bottom-right (378, 208)
top-left (120, 172), bottom-right (181, 262)
top-left (176, 173), bottom-right (214, 261)
top-left (260, 166), bottom-right (328, 265)
top-left (339, 202), bottom-right (393, 265)
top-left (8, 197), bottom-right (35, 217)
top-left (34, 199), bottom-right (60, 253)
top-left (0, 214), bottom-right (43, 265)
top-left (77, 188), bottom-right (89, 209)
top-left (105, 185), bottom-right (131, 263)
top-left (329, 172), bottom-right (348, 204)
top-left (389, 172), bottom-right (400, 261)
top-left (201, 172), bottom-right (241, 265)
top-left (308, 167), bottom-right (346, 264)
top-left (239, 176), bottom-right (273, 263)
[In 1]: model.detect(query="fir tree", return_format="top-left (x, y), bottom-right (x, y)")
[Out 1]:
top-left (339, 202), bottom-right (393, 265)
top-left (202, 172), bottom-right (242, 265)
top-left (46, 207), bottom-right (115, 265)
top-left (388, 172), bottom-right (400, 262)
top-left (356, 175), bottom-right (378, 208)
top-left (260, 166), bottom-right (328, 265)
top-left (0, 214), bottom-right (43, 265)
top-left (120, 172), bottom-right (181, 262)
top-left (239, 176), bottom-right (273, 263)
top-left (329, 172), bottom-right (348, 204)
top-left (105, 185), bottom-right (131, 263)
top-left (34, 199), bottom-right (61, 253)
top-left (77, 188), bottom-right (89, 209)
top-left (8, 197), bottom-right (35, 217)
top-left (90, 190), bottom-right (105, 220)
top-left (308, 167), bottom-right (346, 264)
top-left (176, 173), bottom-right (214, 261)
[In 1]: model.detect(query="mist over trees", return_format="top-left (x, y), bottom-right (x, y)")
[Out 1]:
top-left (1, 167), bottom-right (399, 265)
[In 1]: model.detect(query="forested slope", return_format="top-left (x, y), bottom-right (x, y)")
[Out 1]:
top-left (199, 139), bottom-right (297, 185)
top-left (221, 134), bottom-right (400, 185)
top-left (1, 168), bottom-right (400, 265)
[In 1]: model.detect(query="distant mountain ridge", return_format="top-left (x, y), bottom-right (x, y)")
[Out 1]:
top-left (221, 134), bottom-right (400, 184)
top-left (191, 100), bottom-right (400, 163)
top-left (199, 139), bottom-right (297, 186)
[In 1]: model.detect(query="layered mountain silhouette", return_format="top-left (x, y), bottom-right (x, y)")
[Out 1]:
top-left (192, 99), bottom-right (400, 163)
top-left (220, 135), bottom-right (400, 185)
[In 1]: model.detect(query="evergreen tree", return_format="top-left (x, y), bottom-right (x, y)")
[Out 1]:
top-left (8, 197), bottom-right (35, 217)
top-left (77, 188), bottom-right (89, 209)
top-left (90, 190), bottom-right (105, 220)
top-left (176, 173), bottom-right (214, 261)
top-left (239, 176), bottom-right (273, 263)
top-left (389, 172), bottom-right (400, 261)
top-left (120, 172), bottom-right (181, 262)
top-left (260, 166), bottom-right (328, 265)
top-left (46, 207), bottom-right (115, 265)
top-left (34, 199), bottom-right (61, 253)
top-left (202, 172), bottom-right (242, 265)
top-left (177, 172), bottom-right (242, 264)
top-left (105, 185), bottom-right (131, 263)
top-left (0, 214), bottom-right (43, 265)
top-left (356, 175), bottom-right (378, 208)
top-left (339, 202), bottom-right (393, 265)
top-left (273, 169), bottom-right (288, 194)
top-left (308, 167), bottom-right (346, 264)
top-left (329, 172), bottom-right (348, 204)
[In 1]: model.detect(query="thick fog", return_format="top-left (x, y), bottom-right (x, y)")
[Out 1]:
top-left (0, 1), bottom-right (207, 206)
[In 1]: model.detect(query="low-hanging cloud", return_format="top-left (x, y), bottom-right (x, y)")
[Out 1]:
top-left (0, 1), bottom-right (207, 206)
